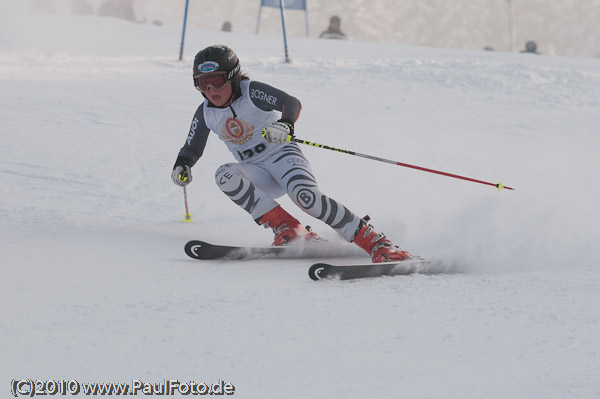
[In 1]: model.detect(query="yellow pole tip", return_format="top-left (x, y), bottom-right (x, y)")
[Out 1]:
top-left (497, 182), bottom-right (504, 191)
top-left (184, 214), bottom-right (193, 222)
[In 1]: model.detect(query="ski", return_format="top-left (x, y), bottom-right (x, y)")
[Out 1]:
top-left (185, 240), bottom-right (363, 261)
top-left (185, 240), bottom-right (286, 260)
top-left (308, 257), bottom-right (429, 281)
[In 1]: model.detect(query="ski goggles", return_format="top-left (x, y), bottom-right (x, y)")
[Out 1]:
top-left (194, 72), bottom-right (229, 92)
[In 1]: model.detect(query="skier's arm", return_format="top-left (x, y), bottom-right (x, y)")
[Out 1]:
top-left (176, 105), bottom-right (210, 167)
top-left (249, 81), bottom-right (302, 123)
top-left (171, 105), bottom-right (210, 187)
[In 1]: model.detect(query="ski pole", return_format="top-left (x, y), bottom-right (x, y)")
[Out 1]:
top-left (183, 186), bottom-right (193, 222)
top-left (292, 137), bottom-right (514, 191)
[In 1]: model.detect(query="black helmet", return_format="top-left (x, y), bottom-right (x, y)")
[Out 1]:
top-left (193, 45), bottom-right (241, 86)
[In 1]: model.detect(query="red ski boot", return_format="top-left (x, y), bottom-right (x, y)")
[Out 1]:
top-left (352, 216), bottom-right (410, 263)
top-left (259, 206), bottom-right (320, 246)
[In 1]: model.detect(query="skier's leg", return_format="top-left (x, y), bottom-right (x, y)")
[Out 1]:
top-left (215, 163), bottom-right (281, 220)
top-left (265, 143), bottom-right (361, 241)
top-left (265, 144), bottom-right (411, 261)
top-left (215, 162), bottom-right (317, 245)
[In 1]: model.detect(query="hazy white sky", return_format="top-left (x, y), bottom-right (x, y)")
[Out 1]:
top-left (9, 0), bottom-right (600, 57)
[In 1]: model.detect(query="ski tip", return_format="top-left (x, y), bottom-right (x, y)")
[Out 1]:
top-left (308, 263), bottom-right (329, 281)
top-left (184, 240), bottom-right (211, 260)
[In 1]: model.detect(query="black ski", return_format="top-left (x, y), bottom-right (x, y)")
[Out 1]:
top-left (308, 257), bottom-right (429, 281)
top-left (185, 240), bottom-right (363, 261)
top-left (185, 240), bottom-right (284, 260)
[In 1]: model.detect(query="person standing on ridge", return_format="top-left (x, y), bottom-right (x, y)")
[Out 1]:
top-left (171, 45), bottom-right (409, 263)
top-left (521, 41), bottom-right (541, 54)
top-left (319, 15), bottom-right (347, 40)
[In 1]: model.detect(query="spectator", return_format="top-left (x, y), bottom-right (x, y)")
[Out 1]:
top-left (319, 15), bottom-right (347, 40)
top-left (521, 41), bottom-right (540, 54)
top-left (221, 21), bottom-right (232, 32)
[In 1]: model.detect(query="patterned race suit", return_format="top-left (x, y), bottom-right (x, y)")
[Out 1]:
top-left (176, 80), bottom-right (361, 241)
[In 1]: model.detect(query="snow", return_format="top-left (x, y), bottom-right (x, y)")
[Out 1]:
top-left (2, 9), bottom-right (600, 399)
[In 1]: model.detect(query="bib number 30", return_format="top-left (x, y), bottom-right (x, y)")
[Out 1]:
top-left (237, 143), bottom-right (266, 161)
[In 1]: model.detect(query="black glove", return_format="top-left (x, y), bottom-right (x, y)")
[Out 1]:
top-left (277, 118), bottom-right (294, 136)
top-left (171, 156), bottom-right (192, 187)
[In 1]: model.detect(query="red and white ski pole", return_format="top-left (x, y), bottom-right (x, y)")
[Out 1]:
top-left (183, 186), bottom-right (193, 222)
top-left (292, 137), bottom-right (514, 191)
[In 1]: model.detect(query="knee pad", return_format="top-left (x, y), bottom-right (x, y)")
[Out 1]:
top-left (215, 163), bottom-right (243, 190)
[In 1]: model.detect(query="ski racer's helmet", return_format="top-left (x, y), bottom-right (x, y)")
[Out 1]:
top-left (192, 45), bottom-right (241, 94)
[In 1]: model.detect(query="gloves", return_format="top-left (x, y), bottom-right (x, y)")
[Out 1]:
top-left (171, 156), bottom-right (192, 187)
top-left (262, 119), bottom-right (294, 144)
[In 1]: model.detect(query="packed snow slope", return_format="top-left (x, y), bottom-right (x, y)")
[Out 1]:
top-left (2, 10), bottom-right (600, 399)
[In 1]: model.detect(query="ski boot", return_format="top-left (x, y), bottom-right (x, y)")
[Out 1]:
top-left (352, 216), bottom-right (410, 263)
top-left (258, 206), bottom-right (320, 246)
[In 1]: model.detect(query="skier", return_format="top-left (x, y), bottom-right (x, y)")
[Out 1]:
top-left (171, 45), bottom-right (409, 263)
